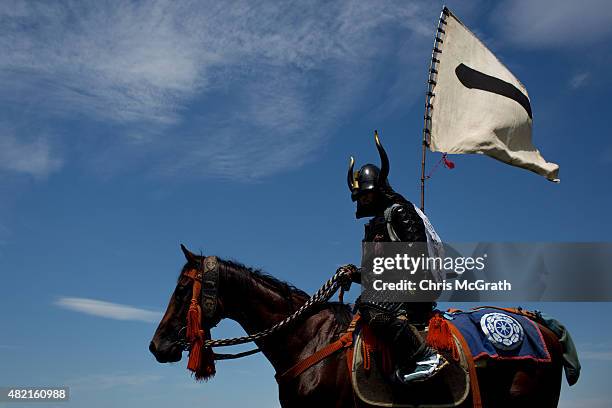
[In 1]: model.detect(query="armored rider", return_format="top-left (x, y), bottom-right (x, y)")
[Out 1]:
top-left (344, 132), bottom-right (447, 383)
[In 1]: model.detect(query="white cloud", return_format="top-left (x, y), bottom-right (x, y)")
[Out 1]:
top-left (0, 1), bottom-right (208, 124)
top-left (0, 0), bottom-right (435, 180)
top-left (580, 350), bottom-right (612, 361)
top-left (493, 0), bottom-right (612, 48)
top-left (0, 131), bottom-right (62, 177)
top-left (55, 297), bottom-right (161, 323)
top-left (569, 72), bottom-right (590, 89)
top-left (67, 372), bottom-right (162, 390)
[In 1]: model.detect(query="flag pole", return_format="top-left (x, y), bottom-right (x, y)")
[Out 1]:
top-left (420, 7), bottom-right (449, 213)
top-left (420, 131), bottom-right (427, 213)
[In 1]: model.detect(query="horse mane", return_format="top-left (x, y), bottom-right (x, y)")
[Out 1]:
top-left (222, 259), bottom-right (354, 331)
top-left (221, 258), bottom-right (310, 299)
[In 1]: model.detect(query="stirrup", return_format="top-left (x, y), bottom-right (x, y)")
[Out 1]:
top-left (394, 352), bottom-right (448, 384)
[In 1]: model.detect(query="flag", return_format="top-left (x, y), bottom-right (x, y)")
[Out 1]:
top-left (427, 8), bottom-right (559, 182)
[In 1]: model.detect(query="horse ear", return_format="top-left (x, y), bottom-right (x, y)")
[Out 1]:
top-left (180, 244), bottom-right (197, 262)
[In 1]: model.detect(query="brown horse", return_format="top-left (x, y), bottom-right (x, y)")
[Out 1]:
top-left (149, 247), bottom-right (564, 407)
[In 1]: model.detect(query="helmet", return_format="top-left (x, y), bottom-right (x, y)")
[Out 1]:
top-left (347, 131), bottom-right (390, 202)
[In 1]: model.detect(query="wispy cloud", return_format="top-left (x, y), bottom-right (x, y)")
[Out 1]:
top-left (0, 129), bottom-right (62, 177)
top-left (55, 297), bottom-right (161, 322)
top-left (575, 341), bottom-right (612, 361)
top-left (569, 72), bottom-right (590, 90)
top-left (0, 1), bottom-right (435, 180)
top-left (0, 1), bottom-right (206, 125)
top-left (580, 350), bottom-right (612, 361)
top-left (66, 372), bottom-right (162, 390)
top-left (493, 0), bottom-right (612, 48)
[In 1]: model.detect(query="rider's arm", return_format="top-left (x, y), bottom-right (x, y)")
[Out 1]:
top-left (350, 267), bottom-right (362, 284)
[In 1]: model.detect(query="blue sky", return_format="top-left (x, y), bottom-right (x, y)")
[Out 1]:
top-left (0, 1), bottom-right (611, 407)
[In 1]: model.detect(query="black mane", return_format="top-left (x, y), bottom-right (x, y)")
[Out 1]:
top-left (221, 259), bottom-right (354, 331)
top-left (221, 258), bottom-right (310, 299)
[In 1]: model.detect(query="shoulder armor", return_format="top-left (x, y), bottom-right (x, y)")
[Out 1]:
top-left (386, 202), bottom-right (426, 243)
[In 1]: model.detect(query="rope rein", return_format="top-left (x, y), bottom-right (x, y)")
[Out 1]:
top-left (185, 264), bottom-right (356, 350)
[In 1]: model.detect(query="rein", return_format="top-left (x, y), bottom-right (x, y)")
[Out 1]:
top-left (180, 257), bottom-right (356, 367)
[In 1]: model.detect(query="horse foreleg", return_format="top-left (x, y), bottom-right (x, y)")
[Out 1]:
top-left (278, 353), bottom-right (355, 408)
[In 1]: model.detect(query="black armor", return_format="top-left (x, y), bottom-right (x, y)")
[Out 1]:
top-left (355, 197), bottom-right (435, 359)
top-left (358, 202), bottom-right (433, 318)
top-left (347, 132), bottom-right (438, 381)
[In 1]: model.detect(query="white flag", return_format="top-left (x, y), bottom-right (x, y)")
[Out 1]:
top-left (428, 8), bottom-right (559, 182)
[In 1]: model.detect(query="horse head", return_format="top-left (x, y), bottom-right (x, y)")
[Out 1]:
top-left (148, 244), bottom-right (349, 385)
top-left (149, 244), bottom-right (221, 380)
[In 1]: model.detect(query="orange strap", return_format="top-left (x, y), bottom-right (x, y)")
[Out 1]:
top-left (345, 339), bottom-right (359, 408)
top-left (474, 306), bottom-right (539, 320)
top-left (276, 314), bottom-right (360, 383)
top-left (447, 321), bottom-right (482, 408)
top-left (345, 338), bottom-right (355, 375)
top-left (359, 324), bottom-right (376, 372)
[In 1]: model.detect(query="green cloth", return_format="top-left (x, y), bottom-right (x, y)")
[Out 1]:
top-left (537, 311), bottom-right (581, 386)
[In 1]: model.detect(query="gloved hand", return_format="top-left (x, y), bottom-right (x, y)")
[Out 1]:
top-left (336, 264), bottom-right (362, 287)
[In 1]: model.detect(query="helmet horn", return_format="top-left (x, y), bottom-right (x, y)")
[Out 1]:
top-left (374, 130), bottom-right (389, 183)
top-left (347, 156), bottom-right (356, 192)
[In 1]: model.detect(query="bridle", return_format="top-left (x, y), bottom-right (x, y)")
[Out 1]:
top-left (178, 256), bottom-right (261, 363)
top-left (182, 255), bottom-right (221, 331)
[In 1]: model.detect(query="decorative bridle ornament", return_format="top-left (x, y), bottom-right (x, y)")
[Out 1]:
top-left (181, 256), bottom-right (220, 380)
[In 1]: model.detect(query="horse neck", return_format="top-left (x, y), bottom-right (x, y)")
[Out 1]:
top-left (218, 261), bottom-right (322, 372)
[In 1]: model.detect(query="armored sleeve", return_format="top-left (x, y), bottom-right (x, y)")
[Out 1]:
top-left (350, 267), bottom-right (363, 284)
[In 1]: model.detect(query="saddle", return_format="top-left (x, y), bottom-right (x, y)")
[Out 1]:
top-left (276, 313), bottom-right (482, 407)
top-left (350, 320), bottom-right (472, 408)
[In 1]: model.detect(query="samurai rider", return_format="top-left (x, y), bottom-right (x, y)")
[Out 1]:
top-left (341, 132), bottom-right (447, 383)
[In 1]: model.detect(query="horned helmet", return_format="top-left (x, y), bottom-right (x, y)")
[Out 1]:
top-left (347, 130), bottom-right (390, 202)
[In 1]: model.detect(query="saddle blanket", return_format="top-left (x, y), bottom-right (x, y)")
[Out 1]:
top-left (446, 308), bottom-right (551, 362)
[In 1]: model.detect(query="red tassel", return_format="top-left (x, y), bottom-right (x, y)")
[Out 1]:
top-left (196, 338), bottom-right (216, 381)
top-left (427, 315), bottom-right (457, 358)
top-left (187, 337), bottom-right (202, 372)
top-left (187, 300), bottom-right (202, 341)
top-left (186, 299), bottom-right (203, 374)
top-left (184, 279), bottom-right (216, 381)
top-left (442, 154), bottom-right (455, 169)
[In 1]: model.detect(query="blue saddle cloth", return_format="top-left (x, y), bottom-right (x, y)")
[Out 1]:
top-left (446, 308), bottom-right (551, 362)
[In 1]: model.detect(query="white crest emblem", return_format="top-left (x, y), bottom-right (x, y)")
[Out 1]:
top-left (480, 312), bottom-right (524, 350)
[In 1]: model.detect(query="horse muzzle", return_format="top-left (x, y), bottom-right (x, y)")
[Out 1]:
top-left (149, 339), bottom-right (183, 363)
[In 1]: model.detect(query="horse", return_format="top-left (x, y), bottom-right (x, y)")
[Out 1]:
top-left (149, 246), bottom-right (564, 407)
